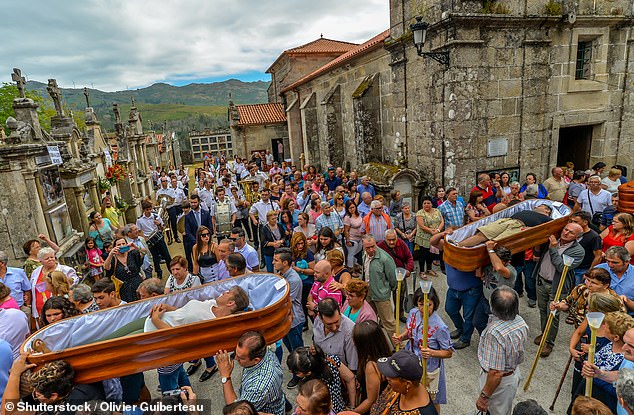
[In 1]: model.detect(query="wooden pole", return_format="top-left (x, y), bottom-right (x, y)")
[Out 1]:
top-left (549, 354), bottom-right (573, 410)
top-left (523, 264), bottom-right (570, 391)
top-left (422, 291), bottom-right (429, 386)
top-left (585, 327), bottom-right (598, 396)
top-left (395, 279), bottom-right (402, 351)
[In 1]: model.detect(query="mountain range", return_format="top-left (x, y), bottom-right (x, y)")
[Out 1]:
top-left (25, 79), bottom-right (270, 133)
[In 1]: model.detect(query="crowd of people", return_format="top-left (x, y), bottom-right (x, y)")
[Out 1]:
top-left (2, 154), bottom-right (634, 415)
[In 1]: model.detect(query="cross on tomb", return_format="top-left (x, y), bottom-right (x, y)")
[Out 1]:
top-left (47, 79), bottom-right (65, 117)
top-left (83, 87), bottom-right (90, 108)
top-left (131, 96), bottom-right (136, 108)
top-left (11, 68), bottom-right (26, 98)
top-left (113, 103), bottom-right (121, 124)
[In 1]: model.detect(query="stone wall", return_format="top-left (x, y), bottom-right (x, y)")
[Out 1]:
top-left (387, 0), bottom-right (634, 194)
top-left (285, 47), bottom-right (395, 171)
top-left (232, 123), bottom-right (288, 158)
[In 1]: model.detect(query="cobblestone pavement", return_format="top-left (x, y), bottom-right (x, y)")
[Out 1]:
top-left (145, 242), bottom-right (575, 414)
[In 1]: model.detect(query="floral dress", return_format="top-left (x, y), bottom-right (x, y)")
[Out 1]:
top-left (414, 209), bottom-right (442, 249)
top-left (404, 309), bottom-right (452, 404)
top-left (370, 386), bottom-right (438, 415)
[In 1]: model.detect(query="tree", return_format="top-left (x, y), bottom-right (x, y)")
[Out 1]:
top-left (0, 83), bottom-right (86, 135)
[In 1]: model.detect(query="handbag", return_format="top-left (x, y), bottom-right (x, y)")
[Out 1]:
top-left (425, 366), bottom-right (441, 399)
top-left (587, 190), bottom-right (603, 226)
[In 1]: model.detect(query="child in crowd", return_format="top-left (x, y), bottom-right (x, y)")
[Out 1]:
top-left (85, 237), bottom-right (104, 281)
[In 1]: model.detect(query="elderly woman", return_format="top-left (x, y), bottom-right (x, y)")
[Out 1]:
top-left (30, 247), bottom-right (78, 322)
top-left (394, 202), bottom-right (417, 254)
top-left (342, 279), bottom-right (377, 324)
top-left (601, 168), bottom-right (623, 193)
top-left (22, 235), bottom-right (60, 278)
top-left (69, 283), bottom-right (100, 313)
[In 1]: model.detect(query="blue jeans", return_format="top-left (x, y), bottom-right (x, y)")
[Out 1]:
top-left (283, 324), bottom-right (305, 353)
top-left (275, 340), bottom-right (283, 363)
top-left (264, 255), bottom-right (274, 273)
top-left (445, 286), bottom-right (483, 344)
top-left (158, 365), bottom-right (191, 392)
top-left (574, 268), bottom-right (588, 286)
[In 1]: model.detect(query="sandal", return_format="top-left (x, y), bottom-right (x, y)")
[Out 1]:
top-left (427, 270), bottom-right (437, 277)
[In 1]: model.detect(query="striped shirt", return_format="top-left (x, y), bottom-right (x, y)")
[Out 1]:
top-left (438, 199), bottom-right (465, 228)
top-left (310, 276), bottom-right (343, 306)
top-left (478, 315), bottom-right (528, 373)
top-left (239, 349), bottom-right (285, 415)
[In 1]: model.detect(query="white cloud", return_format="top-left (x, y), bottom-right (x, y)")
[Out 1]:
top-left (1, 0), bottom-right (389, 91)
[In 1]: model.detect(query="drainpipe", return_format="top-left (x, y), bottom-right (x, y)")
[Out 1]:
top-left (295, 89), bottom-right (305, 159)
top-left (616, 27), bottom-right (631, 165)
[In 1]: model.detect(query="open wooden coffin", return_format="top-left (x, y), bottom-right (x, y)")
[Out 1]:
top-left (443, 200), bottom-right (572, 271)
top-left (22, 273), bottom-right (292, 384)
top-left (619, 180), bottom-right (634, 214)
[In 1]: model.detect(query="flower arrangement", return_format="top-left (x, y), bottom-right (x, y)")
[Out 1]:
top-left (114, 195), bottom-right (129, 212)
top-left (97, 176), bottom-right (111, 192)
top-left (105, 164), bottom-right (127, 185)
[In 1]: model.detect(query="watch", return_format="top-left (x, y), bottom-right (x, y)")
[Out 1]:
top-left (488, 250), bottom-right (495, 253)
top-left (221, 376), bottom-right (231, 384)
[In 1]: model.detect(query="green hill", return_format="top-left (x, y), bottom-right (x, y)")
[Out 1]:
top-left (24, 79), bottom-right (269, 133)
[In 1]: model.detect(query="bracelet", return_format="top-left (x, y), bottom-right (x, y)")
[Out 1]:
top-left (480, 390), bottom-right (491, 400)
top-left (488, 250), bottom-right (495, 253)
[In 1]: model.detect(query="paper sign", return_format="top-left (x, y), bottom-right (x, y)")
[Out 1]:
top-left (47, 146), bottom-right (63, 165)
top-left (274, 279), bottom-right (287, 291)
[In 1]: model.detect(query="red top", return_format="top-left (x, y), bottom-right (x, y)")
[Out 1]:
top-left (602, 226), bottom-right (634, 264)
top-left (470, 185), bottom-right (497, 212)
top-left (377, 239), bottom-right (415, 273)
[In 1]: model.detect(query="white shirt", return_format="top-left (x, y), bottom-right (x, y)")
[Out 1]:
top-left (211, 197), bottom-right (238, 217)
top-left (136, 213), bottom-right (163, 237)
top-left (156, 186), bottom-right (186, 208)
top-left (0, 308), bottom-right (29, 360)
top-left (249, 199), bottom-right (280, 225)
top-left (601, 177), bottom-right (621, 194)
top-left (144, 299), bottom-right (217, 332)
top-left (236, 243), bottom-right (259, 270)
top-left (265, 153), bottom-right (274, 165)
top-left (198, 188), bottom-right (215, 212)
top-left (577, 188), bottom-right (612, 215)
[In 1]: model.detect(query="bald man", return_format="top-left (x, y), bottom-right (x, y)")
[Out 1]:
top-left (306, 260), bottom-right (342, 317)
top-left (534, 222), bottom-right (585, 357)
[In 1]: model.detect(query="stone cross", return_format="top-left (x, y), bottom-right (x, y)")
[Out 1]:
top-left (47, 79), bottom-right (65, 117)
top-left (131, 96), bottom-right (136, 108)
top-left (11, 68), bottom-right (26, 98)
top-left (113, 103), bottom-right (121, 124)
top-left (83, 87), bottom-right (90, 108)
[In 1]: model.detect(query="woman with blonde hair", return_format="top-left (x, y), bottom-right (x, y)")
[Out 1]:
top-left (600, 212), bottom-right (634, 262)
top-left (601, 168), bottom-right (623, 193)
top-left (325, 249), bottom-right (351, 292)
top-left (567, 292), bottom-right (626, 411)
top-left (45, 271), bottom-right (71, 297)
top-left (572, 312), bottom-right (634, 413)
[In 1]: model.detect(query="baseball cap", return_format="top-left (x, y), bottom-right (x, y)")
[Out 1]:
top-left (377, 350), bottom-right (422, 381)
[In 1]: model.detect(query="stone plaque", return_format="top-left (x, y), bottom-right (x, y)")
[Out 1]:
top-left (487, 137), bottom-right (508, 157)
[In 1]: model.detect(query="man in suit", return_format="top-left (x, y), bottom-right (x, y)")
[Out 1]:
top-left (184, 194), bottom-right (213, 272)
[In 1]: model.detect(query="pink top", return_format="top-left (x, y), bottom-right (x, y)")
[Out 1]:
top-left (0, 297), bottom-right (19, 310)
top-left (343, 215), bottom-right (364, 241)
top-left (310, 276), bottom-right (343, 305)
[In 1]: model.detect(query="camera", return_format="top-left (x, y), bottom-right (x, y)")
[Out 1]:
top-left (162, 388), bottom-right (189, 399)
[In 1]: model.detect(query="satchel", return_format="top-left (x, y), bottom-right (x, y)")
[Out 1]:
top-left (586, 190), bottom-right (603, 226)
top-left (425, 366), bottom-right (441, 400)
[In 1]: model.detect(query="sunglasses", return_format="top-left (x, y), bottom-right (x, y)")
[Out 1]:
top-left (201, 233), bottom-right (210, 237)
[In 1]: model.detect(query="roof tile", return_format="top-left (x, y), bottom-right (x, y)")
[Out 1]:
top-left (282, 30), bottom-right (390, 93)
top-left (236, 103), bottom-right (286, 126)
top-left (286, 37), bottom-right (358, 54)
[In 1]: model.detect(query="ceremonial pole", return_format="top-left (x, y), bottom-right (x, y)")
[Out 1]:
top-left (524, 254), bottom-right (575, 391)
top-left (395, 268), bottom-right (406, 351)
top-left (420, 278), bottom-right (432, 386)
top-left (585, 312), bottom-right (605, 397)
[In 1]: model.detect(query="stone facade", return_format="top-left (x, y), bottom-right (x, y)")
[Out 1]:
top-left (229, 102), bottom-right (289, 160)
top-left (387, 0), bottom-right (634, 193)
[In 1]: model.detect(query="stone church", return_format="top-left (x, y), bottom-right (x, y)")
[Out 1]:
top-left (266, 0), bottom-right (634, 194)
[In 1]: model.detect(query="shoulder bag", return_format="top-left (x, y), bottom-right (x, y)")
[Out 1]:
top-left (586, 190), bottom-right (603, 226)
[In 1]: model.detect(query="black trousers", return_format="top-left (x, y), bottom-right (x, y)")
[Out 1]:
top-left (149, 236), bottom-right (171, 278)
top-left (184, 241), bottom-right (194, 272)
top-left (237, 217), bottom-right (252, 240)
top-left (167, 206), bottom-right (182, 241)
top-left (251, 221), bottom-right (261, 247)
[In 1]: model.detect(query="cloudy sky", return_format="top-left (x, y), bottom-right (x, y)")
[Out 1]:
top-left (1, 0), bottom-right (389, 92)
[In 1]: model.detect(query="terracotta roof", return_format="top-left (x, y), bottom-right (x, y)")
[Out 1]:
top-left (236, 103), bottom-right (286, 126)
top-left (281, 29), bottom-right (390, 93)
top-left (266, 37), bottom-right (358, 73)
top-left (286, 37), bottom-right (358, 54)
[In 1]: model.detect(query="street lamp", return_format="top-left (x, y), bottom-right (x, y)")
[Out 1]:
top-left (410, 16), bottom-right (450, 67)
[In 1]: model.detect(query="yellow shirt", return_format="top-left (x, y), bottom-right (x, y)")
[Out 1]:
top-left (102, 207), bottom-right (122, 229)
